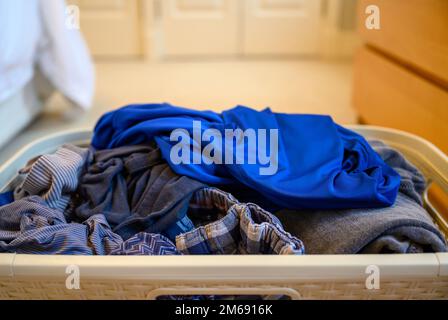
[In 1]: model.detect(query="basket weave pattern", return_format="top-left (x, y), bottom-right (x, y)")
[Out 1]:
top-left (1, 278), bottom-right (447, 300)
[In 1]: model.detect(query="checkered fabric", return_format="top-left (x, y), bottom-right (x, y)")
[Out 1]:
top-left (176, 188), bottom-right (305, 255)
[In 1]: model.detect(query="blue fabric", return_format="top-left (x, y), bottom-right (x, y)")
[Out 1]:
top-left (92, 103), bottom-right (401, 209)
top-left (0, 191), bottom-right (13, 207)
top-left (110, 232), bottom-right (180, 255)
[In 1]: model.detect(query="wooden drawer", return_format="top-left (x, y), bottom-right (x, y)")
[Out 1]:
top-left (357, 0), bottom-right (448, 87)
top-left (353, 46), bottom-right (448, 153)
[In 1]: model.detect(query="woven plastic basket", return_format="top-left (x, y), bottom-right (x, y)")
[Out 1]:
top-left (0, 125), bottom-right (447, 300)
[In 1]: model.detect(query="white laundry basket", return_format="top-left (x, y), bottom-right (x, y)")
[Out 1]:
top-left (0, 125), bottom-right (447, 300)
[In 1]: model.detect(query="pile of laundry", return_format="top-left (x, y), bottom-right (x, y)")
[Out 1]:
top-left (0, 103), bottom-right (446, 255)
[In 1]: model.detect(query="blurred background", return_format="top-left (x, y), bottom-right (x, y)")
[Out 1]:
top-left (0, 0), bottom-right (447, 166)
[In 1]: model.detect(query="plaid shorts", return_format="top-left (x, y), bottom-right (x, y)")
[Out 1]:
top-left (176, 188), bottom-right (305, 255)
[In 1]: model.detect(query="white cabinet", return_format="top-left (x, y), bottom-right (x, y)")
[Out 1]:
top-left (70, 0), bottom-right (142, 57)
top-left (242, 0), bottom-right (321, 55)
top-left (159, 0), bottom-right (240, 56)
top-left (158, 0), bottom-right (322, 57)
top-left (70, 0), bottom-right (323, 58)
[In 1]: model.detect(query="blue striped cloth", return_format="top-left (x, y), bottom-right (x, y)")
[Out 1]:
top-left (176, 188), bottom-right (305, 255)
top-left (1, 145), bottom-right (305, 256)
top-left (14, 144), bottom-right (89, 212)
top-left (0, 196), bottom-right (122, 255)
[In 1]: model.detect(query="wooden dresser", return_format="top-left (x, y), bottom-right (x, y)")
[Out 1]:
top-left (353, 0), bottom-right (448, 213)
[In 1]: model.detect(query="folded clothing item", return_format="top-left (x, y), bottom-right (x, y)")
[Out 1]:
top-left (91, 103), bottom-right (400, 210)
top-left (0, 196), bottom-right (122, 255)
top-left (74, 143), bottom-right (205, 241)
top-left (176, 188), bottom-right (304, 255)
top-left (14, 144), bottom-right (89, 213)
top-left (275, 141), bottom-right (447, 254)
top-left (110, 232), bottom-right (180, 256)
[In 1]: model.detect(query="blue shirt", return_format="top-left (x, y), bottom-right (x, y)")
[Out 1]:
top-left (92, 103), bottom-right (400, 209)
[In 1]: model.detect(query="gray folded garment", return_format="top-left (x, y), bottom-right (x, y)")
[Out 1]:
top-left (275, 140), bottom-right (447, 254)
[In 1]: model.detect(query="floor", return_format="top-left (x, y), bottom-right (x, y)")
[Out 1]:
top-left (0, 58), bottom-right (356, 164)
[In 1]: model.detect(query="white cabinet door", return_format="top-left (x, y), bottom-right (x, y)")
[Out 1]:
top-left (70, 0), bottom-right (142, 57)
top-left (243, 0), bottom-right (322, 55)
top-left (159, 0), bottom-right (240, 56)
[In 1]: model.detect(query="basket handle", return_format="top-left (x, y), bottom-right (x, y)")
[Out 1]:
top-left (146, 286), bottom-right (301, 300)
top-left (350, 125), bottom-right (448, 238)
top-left (423, 186), bottom-right (448, 237)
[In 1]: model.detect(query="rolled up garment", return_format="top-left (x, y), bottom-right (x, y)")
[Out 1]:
top-left (275, 141), bottom-right (447, 254)
top-left (0, 196), bottom-right (122, 255)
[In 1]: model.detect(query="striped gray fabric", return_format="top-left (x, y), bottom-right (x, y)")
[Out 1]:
top-left (0, 196), bottom-right (122, 255)
top-left (2, 145), bottom-right (305, 256)
top-left (14, 144), bottom-right (89, 212)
